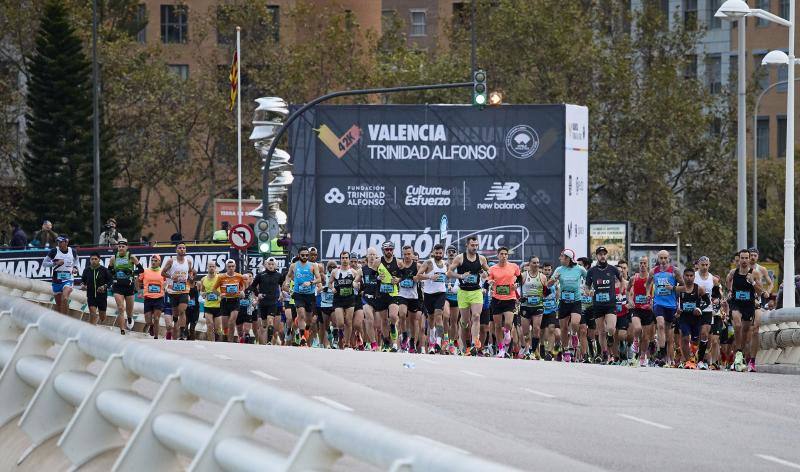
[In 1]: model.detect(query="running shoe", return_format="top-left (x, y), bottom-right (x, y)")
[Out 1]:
top-left (390, 324), bottom-right (398, 341)
top-left (543, 351), bottom-right (553, 361)
top-left (562, 351), bottom-right (572, 363)
top-left (293, 332), bottom-right (301, 346)
top-left (148, 324), bottom-right (154, 337)
top-left (747, 359), bottom-right (756, 372)
top-left (639, 356), bottom-right (647, 368)
top-left (400, 338), bottom-right (410, 352)
top-left (582, 354), bottom-right (591, 364)
top-left (166, 331), bottom-right (172, 340)
top-left (448, 343), bottom-right (457, 355)
top-left (684, 360), bottom-right (697, 370)
top-left (709, 362), bottom-right (720, 371)
top-left (502, 328), bottom-right (512, 346)
top-left (120, 329), bottom-right (126, 336)
top-left (469, 346), bottom-right (478, 357)
top-left (697, 361), bottom-right (708, 370)
top-left (570, 334), bottom-right (579, 350)
top-left (126, 317), bottom-right (134, 330)
top-left (496, 347), bottom-right (507, 358)
top-left (390, 343), bottom-right (398, 353)
top-left (733, 351), bottom-right (745, 372)
top-left (371, 341), bottom-right (379, 352)
top-left (300, 334), bottom-right (308, 347)
top-left (632, 337), bottom-right (640, 355)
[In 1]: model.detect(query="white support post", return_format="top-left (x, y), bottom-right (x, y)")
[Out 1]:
top-left (17, 337), bottom-right (93, 464)
top-left (0, 324), bottom-right (51, 429)
top-left (112, 373), bottom-right (196, 472)
top-left (0, 310), bottom-right (21, 342)
top-left (189, 396), bottom-right (265, 472)
top-left (388, 459), bottom-right (414, 472)
top-left (285, 425), bottom-right (343, 472)
top-left (58, 354), bottom-right (137, 469)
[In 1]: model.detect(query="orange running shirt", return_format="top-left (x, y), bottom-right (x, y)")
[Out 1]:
top-left (489, 263), bottom-right (521, 301)
top-left (213, 273), bottom-right (246, 298)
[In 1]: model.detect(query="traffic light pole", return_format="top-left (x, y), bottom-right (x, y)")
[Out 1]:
top-left (260, 81), bottom-right (473, 228)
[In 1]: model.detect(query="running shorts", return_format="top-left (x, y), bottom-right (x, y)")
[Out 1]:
top-left (457, 289), bottom-right (483, 309)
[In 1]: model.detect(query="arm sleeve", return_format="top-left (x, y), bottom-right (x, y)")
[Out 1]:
top-left (699, 292), bottom-right (710, 310)
top-left (584, 268), bottom-right (594, 287)
top-left (712, 285), bottom-right (722, 300)
top-left (81, 268), bottom-right (90, 285)
top-left (249, 275), bottom-right (259, 295)
top-left (42, 248), bottom-right (57, 267)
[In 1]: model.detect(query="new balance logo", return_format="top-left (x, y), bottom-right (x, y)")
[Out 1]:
top-left (484, 182), bottom-right (520, 201)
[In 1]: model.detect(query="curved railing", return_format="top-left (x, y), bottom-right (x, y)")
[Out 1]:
top-left (757, 308), bottom-right (800, 374)
top-left (0, 281), bottom-right (515, 471)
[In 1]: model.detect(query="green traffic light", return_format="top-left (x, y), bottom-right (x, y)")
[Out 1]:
top-left (259, 241), bottom-right (271, 254)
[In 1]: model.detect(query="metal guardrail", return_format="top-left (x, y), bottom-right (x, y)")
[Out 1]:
top-left (757, 308), bottom-right (800, 374)
top-left (0, 286), bottom-right (516, 470)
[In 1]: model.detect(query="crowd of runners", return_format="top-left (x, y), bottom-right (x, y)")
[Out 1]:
top-left (42, 235), bottom-right (775, 373)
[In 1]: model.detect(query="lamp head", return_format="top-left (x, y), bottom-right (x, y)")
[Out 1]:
top-left (715, 0), bottom-right (750, 19)
top-left (762, 50), bottom-right (790, 66)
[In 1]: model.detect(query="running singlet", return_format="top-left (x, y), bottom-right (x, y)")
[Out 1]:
top-left (214, 273), bottom-right (246, 299)
top-left (631, 274), bottom-right (650, 309)
top-left (456, 253), bottom-right (483, 291)
top-left (615, 285), bottom-right (628, 316)
top-left (521, 271), bottom-right (547, 307)
top-left (333, 268), bottom-right (355, 299)
top-left (398, 263), bottom-right (418, 299)
top-left (293, 261), bottom-right (316, 295)
top-left (166, 258), bottom-right (190, 294)
top-left (543, 286), bottom-right (558, 315)
top-left (139, 269), bottom-right (164, 298)
top-left (679, 284), bottom-right (701, 314)
top-left (46, 247), bottom-right (76, 283)
top-left (377, 262), bottom-right (398, 297)
top-left (551, 265), bottom-right (587, 303)
top-left (653, 266), bottom-right (677, 309)
top-left (201, 275), bottom-right (221, 308)
top-left (320, 270), bottom-right (334, 308)
top-left (445, 277), bottom-right (459, 302)
top-left (361, 266), bottom-right (379, 296)
top-left (423, 259), bottom-right (448, 294)
top-left (112, 252), bottom-right (135, 286)
top-left (731, 269), bottom-right (755, 304)
top-left (489, 263), bottom-right (520, 301)
top-left (695, 272), bottom-right (715, 313)
top-left (586, 264), bottom-right (620, 305)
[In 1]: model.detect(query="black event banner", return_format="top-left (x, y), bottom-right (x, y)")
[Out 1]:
top-left (289, 105), bottom-right (568, 263)
top-left (0, 245), bottom-right (287, 280)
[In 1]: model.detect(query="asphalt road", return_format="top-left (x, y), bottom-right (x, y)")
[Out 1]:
top-left (143, 340), bottom-right (800, 472)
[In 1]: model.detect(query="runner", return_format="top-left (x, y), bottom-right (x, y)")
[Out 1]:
top-left (748, 248), bottom-right (773, 372)
top-left (350, 254), bottom-right (371, 350)
top-left (726, 248), bottom-right (763, 372)
top-left (676, 267), bottom-right (707, 369)
top-left (613, 259), bottom-right (630, 364)
top-left (319, 261), bottom-right (337, 348)
top-left (309, 246), bottom-right (325, 346)
top-left (695, 256), bottom-right (720, 370)
top-left (138, 255), bottom-right (165, 339)
top-left (108, 239), bottom-right (139, 334)
top-left (329, 251), bottom-right (360, 349)
top-left (186, 271), bottom-right (200, 340)
top-left (200, 261), bottom-right (222, 342)
top-left (487, 246), bottom-right (521, 358)
top-left (577, 256), bottom-right (596, 362)
top-left (548, 249), bottom-right (586, 363)
top-left (161, 242), bottom-right (193, 340)
top-left (519, 256), bottom-right (546, 359)
top-left (585, 246), bottom-right (623, 363)
top-left (397, 245), bottom-right (423, 353)
top-left (213, 259), bottom-right (247, 343)
top-left (376, 241), bottom-right (402, 352)
top-left (628, 256), bottom-right (655, 367)
top-left (80, 252), bottom-right (111, 325)
top-left (444, 245), bottom-right (460, 354)
top-left (250, 257), bottom-right (283, 345)
top-left (282, 247), bottom-right (322, 346)
top-left (448, 236), bottom-right (491, 356)
top-left (236, 273), bottom-right (255, 344)
top-left (360, 247), bottom-right (381, 351)
top-left (650, 250), bottom-right (682, 367)
top-left (540, 262), bottom-right (559, 360)
top-left (419, 244), bottom-right (448, 353)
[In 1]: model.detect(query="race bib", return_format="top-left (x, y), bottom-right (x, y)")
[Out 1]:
top-left (581, 295), bottom-right (592, 304)
top-left (380, 283), bottom-right (394, 294)
top-left (682, 302), bottom-right (696, 311)
top-left (635, 295), bottom-right (648, 304)
top-left (561, 292), bottom-right (575, 302)
top-left (338, 287), bottom-right (353, 297)
top-left (147, 284), bottom-right (161, 294)
top-left (225, 284), bottom-right (239, 294)
top-left (527, 296), bottom-right (541, 305)
top-left (435, 273), bottom-right (446, 283)
top-left (496, 285), bottom-right (511, 295)
top-left (463, 274), bottom-right (478, 285)
top-left (400, 279), bottom-right (414, 289)
top-left (188, 299), bottom-right (196, 307)
top-left (239, 298), bottom-right (250, 307)
top-left (544, 299), bottom-right (557, 310)
top-left (655, 286), bottom-right (670, 296)
top-left (207, 293), bottom-right (219, 301)
top-left (56, 271), bottom-right (70, 281)
top-left (363, 274), bottom-right (372, 284)
top-left (172, 282), bottom-right (186, 292)
top-left (735, 290), bottom-right (750, 301)
top-left (616, 303), bottom-right (623, 313)
top-left (116, 270), bottom-right (127, 279)
top-left (321, 292), bottom-right (334, 304)
top-left (595, 292), bottom-right (610, 303)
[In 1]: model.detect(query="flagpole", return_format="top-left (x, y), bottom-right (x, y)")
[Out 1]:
top-left (236, 26), bottom-right (242, 225)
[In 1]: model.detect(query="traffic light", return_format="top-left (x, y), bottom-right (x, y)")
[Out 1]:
top-left (473, 69), bottom-right (487, 108)
top-left (255, 218), bottom-right (271, 254)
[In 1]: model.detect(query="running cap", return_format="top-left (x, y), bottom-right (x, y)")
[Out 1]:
top-left (561, 248), bottom-right (576, 261)
top-left (309, 246), bottom-right (318, 252)
top-left (266, 257), bottom-right (276, 263)
top-left (595, 246), bottom-right (608, 255)
top-left (225, 258), bottom-right (236, 265)
top-left (698, 256), bottom-right (710, 263)
top-left (117, 238), bottom-right (128, 244)
top-left (382, 241), bottom-right (395, 250)
top-left (56, 235), bottom-right (68, 242)
top-left (748, 247), bottom-right (759, 254)
top-left (446, 245), bottom-right (457, 252)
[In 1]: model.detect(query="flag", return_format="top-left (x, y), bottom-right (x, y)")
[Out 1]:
top-left (228, 50), bottom-right (238, 111)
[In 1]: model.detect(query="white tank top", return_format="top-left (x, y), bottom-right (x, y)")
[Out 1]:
top-left (423, 258), bottom-right (447, 294)
top-left (50, 247), bottom-right (76, 280)
top-left (166, 257), bottom-right (190, 294)
top-left (695, 271), bottom-right (715, 312)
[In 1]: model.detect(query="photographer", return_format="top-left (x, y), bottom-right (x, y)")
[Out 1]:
top-left (98, 218), bottom-right (125, 246)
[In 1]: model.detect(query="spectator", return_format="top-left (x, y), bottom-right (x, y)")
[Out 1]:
top-left (32, 220), bottom-right (58, 248)
top-left (10, 222), bottom-right (27, 248)
top-left (777, 276), bottom-right (800, 309)
top-left (170, 232), bottom-right (183, 242)
top-left (212, 221), bottom-right (230, 243)
top-left (98, 218), bottom-right (124, 246)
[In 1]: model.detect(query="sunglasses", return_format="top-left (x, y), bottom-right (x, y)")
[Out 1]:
top-left (299, 254), bottom-right (309, 257)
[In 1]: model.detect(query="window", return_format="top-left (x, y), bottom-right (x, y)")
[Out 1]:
top-left (756, 117), bottom-right (770, 159)
top-left (708, 0), bottom-right (722, 29)
top-left (777, 62), bottom-right (788, 92)
top-left (729, 54), bottom-right (738, 84)
top-left (168, 64), bottom-right (189, 80)
top-left (683, 0), bottom-right (697, 29)
top-left (217, 5), bottom-right (278, 44)
top-left (778, 116), bottom-right (787, 158)
top-left (706, 54), bottom-right (722, 94)
top-left (781, 0), bottom-right (791, 20)
top-left (754, 53), bottom-right (769, 90)
top-left (136, 4), bottom-right (147, 43)
top-left (161, 5), bottom-right (188, 43)
top-left (410, 9), bottom-right (426, 36)
top-left (756, 0), bottom-right (770, 27)
top-left (657, 0), bottom-right (670, 29)
top-left (685, 54), bottom-right (698, 79)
